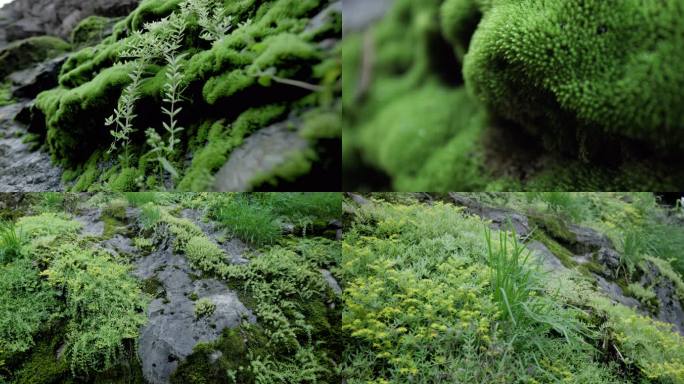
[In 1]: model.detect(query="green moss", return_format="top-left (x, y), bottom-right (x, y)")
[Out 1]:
top-left (202, 70), bottom-right (256, 104)
top-left (103, 198), bottom-right (129, 220)
top-left (177, 105), bottom-right (286, 191)
top-left (248, 148), bottom-right (316, 189)
top-left (69, 152), bottom-right (102, 192)
top-left (0, 36), bottom-right (70, 79)
top-left (458, 0), bottom-right (684, 157)
top-left (0, 81), bottom-right (14, 106)
top-left (125, 0), bottom-right (183, 31)
top-left (58, 41), bottom-right (123, 88)
top-left (528, 212), bottom-right (577, 246)
top-left (11, 329), bottom-right (70, 384)
top-left (356, 84), bottom-right (493, 191)
top-left (107, 167), bottom-right (142, 192)
top-left (531, 230), bottom-right (577, 269)
top-left (37, 64), bottom-right (134, 165)
top-left (300, 109), bottom-right (341, 140)
top-left (71, 16), bottom-right (110, 47)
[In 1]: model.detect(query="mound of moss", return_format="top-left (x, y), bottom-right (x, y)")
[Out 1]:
top-left (25, 0), bottom-right (340, 191)
top-left (0, 36), bottom-right (71, 79)
top-left (70, 16), bottom-right (111, 47)
top-left (456, 0), bottom-right (684, 157)
top-left (343, 0), bottom-right (684, 191)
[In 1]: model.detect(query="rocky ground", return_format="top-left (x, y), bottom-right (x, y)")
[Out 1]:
top-left (0, 193), bottom-right (343, 383)
top-left (0, 103), bottom-right (63, 191)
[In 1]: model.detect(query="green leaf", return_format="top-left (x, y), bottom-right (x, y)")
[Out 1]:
top-left (158, 157), bottom-right (179, 178)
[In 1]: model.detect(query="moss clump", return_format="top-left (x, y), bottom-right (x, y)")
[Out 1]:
top-left (355, 85), bottom-right (493, 191)
top-left (457, 0), bottom-right (684, 157)
top-left (194, 298), bottom-right (216, 319)
top-left (0, 36), bottom-right (71, 79)
top-left (37, 64), bottom-right (138, 165)
top-left (177, 105), bottom-right (286, 191)
top-left (71, 16), bottom-right (110, 47)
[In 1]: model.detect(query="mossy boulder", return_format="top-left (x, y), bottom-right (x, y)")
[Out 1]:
top-left (0, 36), bottom-right (71, 79)
top-left (70, 16), bottom-right (111, 47)
top-left (29, 0), bottom-right (340, 190)
top-left (450, 0), bottom-right (684, 157)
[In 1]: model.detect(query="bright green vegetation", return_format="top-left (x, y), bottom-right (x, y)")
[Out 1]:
top-left (194, 298), bottom-right (216, 318)
top-left (1, 208), bottom-right (144, 382)
top-left (14, 0), bottom-right (342, 191)
top-left (343, 0), bottom-right (684, 191)
top-left (0, 81), bottom-right (14, 106)
top-left (127, 192), bottom-right (344, 383)
top-left (0, 192), bottom-right (343, 383)
top-left (342, 193), bottom-right (684, 383)
top-left (210, 192), bottom-right (342, 245)
top-left (71, 16), bottom-right (111, 47)
top-left (459, 0), bottom-right (684, 155)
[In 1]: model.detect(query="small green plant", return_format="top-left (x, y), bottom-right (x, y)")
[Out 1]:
top-left (484, 225), bottom-right (533, 326)
top-left (620, 228), bottom-right (651, 277)
top-left (185, 235), bottom-right (225, 271)
top-left (194, 298), bottom-right (216, 319)
top-left (182, 0), bottom-right (233, 43)
top-left (145, 15), bottom-right (187, 186)
top-left (214, 197), bottom-right (281, 246)
top-left (106, 61), bottom-right (144, 167)
top-left (0, 221), bottom-right (24, 264)
top-left (138, 204), bottom-right (162, 231)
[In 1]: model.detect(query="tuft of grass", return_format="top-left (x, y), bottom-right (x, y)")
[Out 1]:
top-left (138, 203), bottom-right (162, 231)
top-left (214, 197), bottom-right (281, 246)
top-left (484, 225), bottom-right (533, 326)
top-left (0, 221), bottom-right (24, 264)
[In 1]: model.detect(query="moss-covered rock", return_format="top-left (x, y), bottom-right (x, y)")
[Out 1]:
top-left (0, 36), bottom-right (71, 79)
top-left (27, 0), bottom-right (340, 190)
top-left (70, 16), bottom-right (111, 47)
top-left (455, 0), bottom-right (684, 157)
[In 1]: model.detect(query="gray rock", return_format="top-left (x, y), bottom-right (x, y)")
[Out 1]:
top-left (596, 247), bottom-right (621, 278)
top-left (102, 234), bottom-right (136, 256)
top-left (0, 103), bottom-right (63, 191)
top-left (213, 121), bottom-right (309, 192)
top-left (73, 207), bottom-right (105, 237)
top-left (594, 274), bottom-right (643, 310)
top-left (320, 269), bottom-right (342, 295)
top-left (135, 242), bottom-right (255, 384)
top-left (0, 0), bottom-right (139, 41)
top-left (9, 55), bottom-right (68, 98)
top-left (639, 260), bottom-right (684, 335)
top-left (526, 240), bottom-right (568, 274)
top-left (567, 224), bottom-right (613, 252)
top-left (449, 193), bottom-right (531, 237)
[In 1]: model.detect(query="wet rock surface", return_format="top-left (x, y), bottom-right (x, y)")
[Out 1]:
top-left (9, 54), bottom-right (68, 98)
top-left (526, 240), bottom-right (568, 274)
top-left (449, 193), bottom-right (531, 236)
top-left (0, 0), bottom-right (139, 42)
top-left (213, 121), bottom-right (310, 192)
top-left (0, 103), bottom-right (63, 191)
top-left (640, 261), bottom-right (684, 334)
top-left (134, 214), bottom-right (255, 384)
